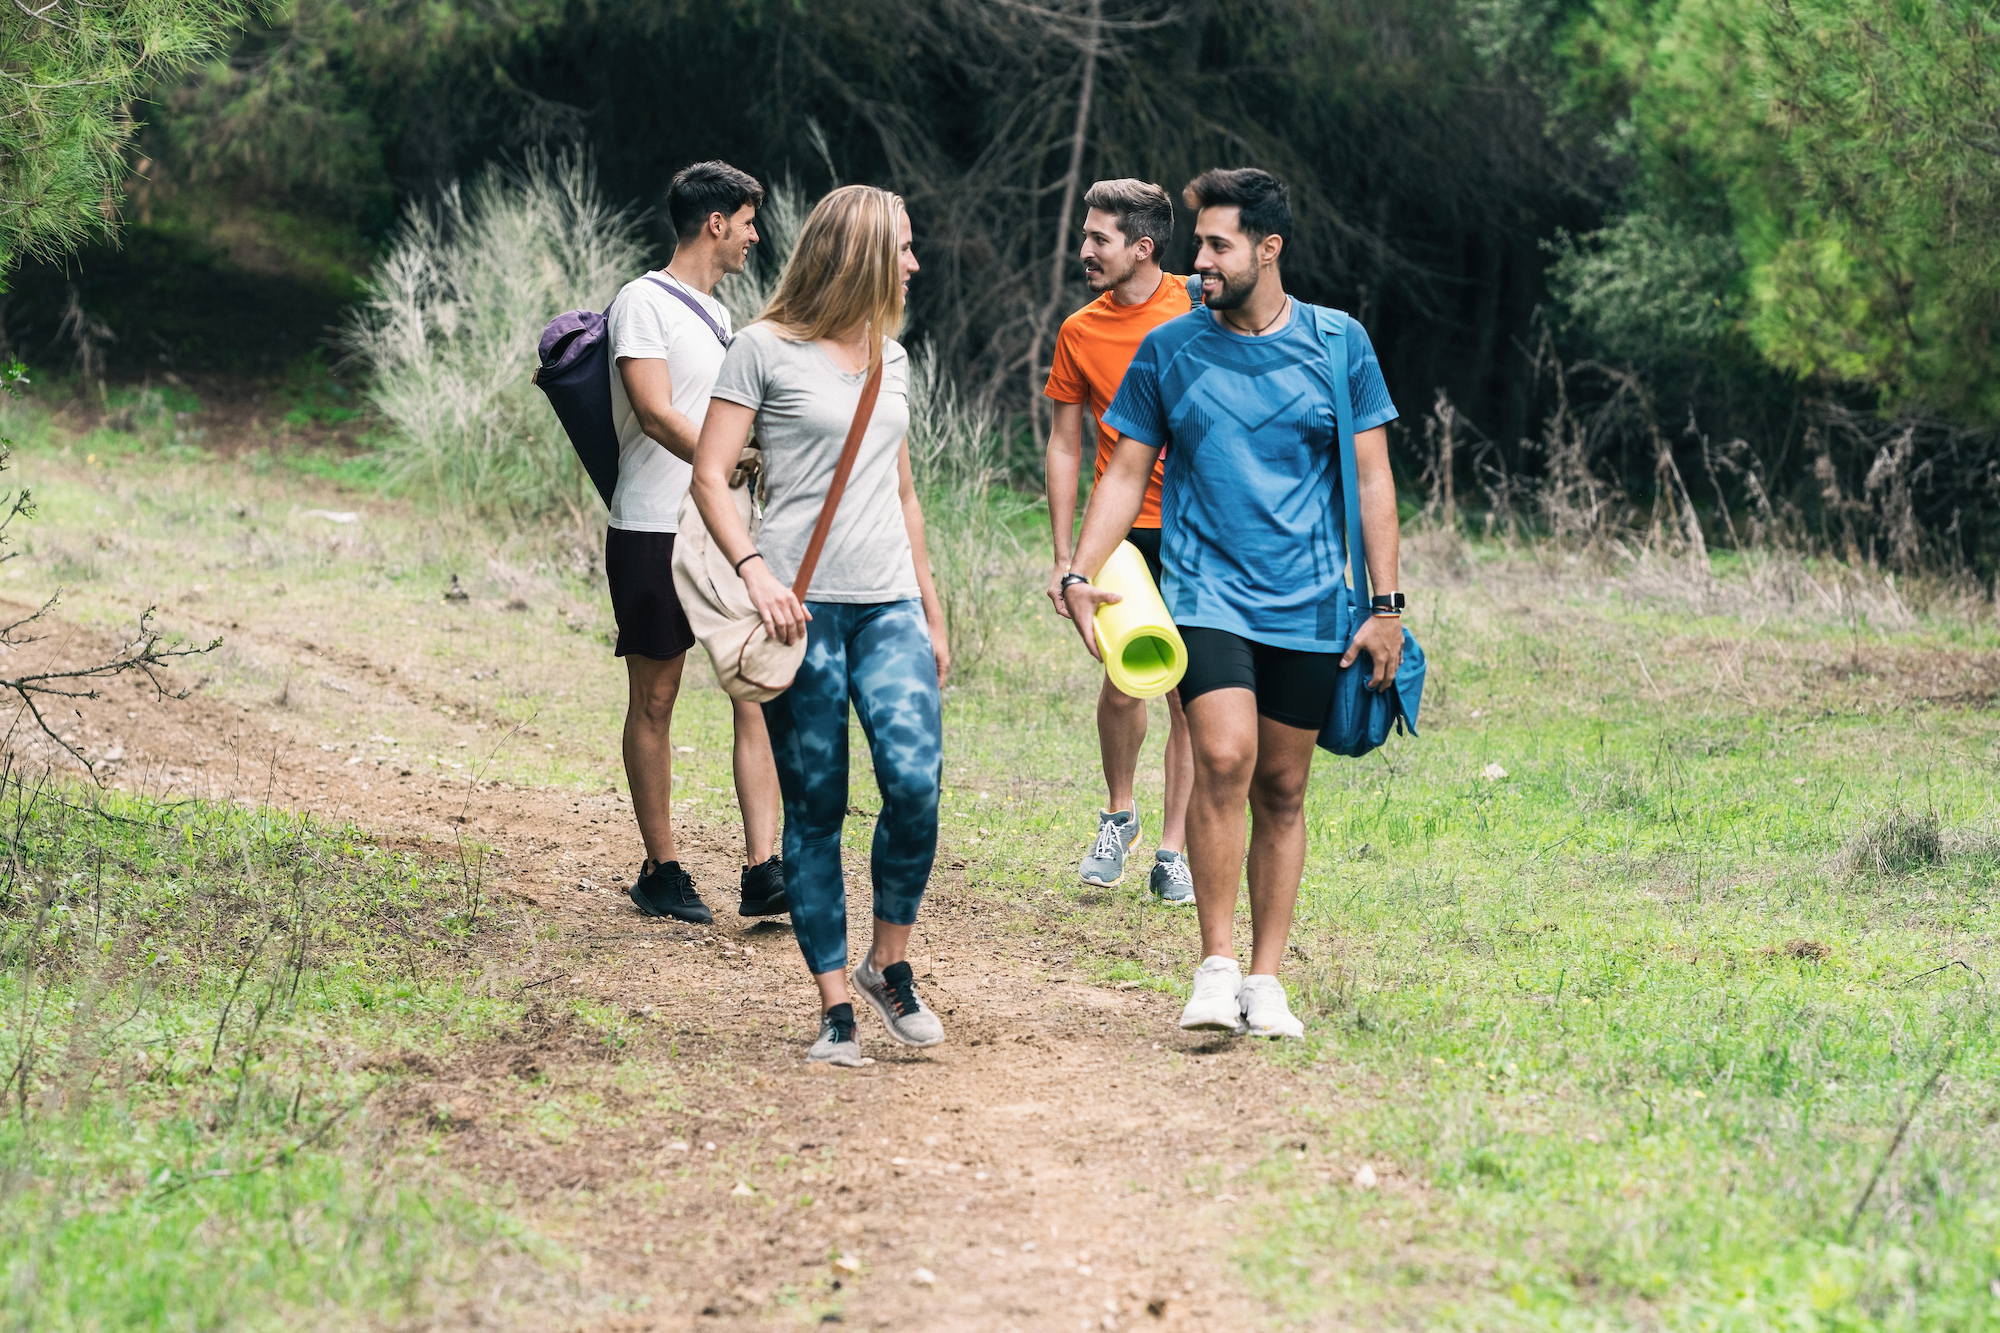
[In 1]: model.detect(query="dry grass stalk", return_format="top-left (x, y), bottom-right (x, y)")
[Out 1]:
top-left (1841, 808), bottom-right (1945, 877)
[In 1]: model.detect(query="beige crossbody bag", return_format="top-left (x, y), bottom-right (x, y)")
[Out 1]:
top-left (671, 358), bottom-right (884, 702)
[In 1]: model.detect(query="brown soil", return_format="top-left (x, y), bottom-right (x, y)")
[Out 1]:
top-left (21, 606), bottom-right (1348, 1332)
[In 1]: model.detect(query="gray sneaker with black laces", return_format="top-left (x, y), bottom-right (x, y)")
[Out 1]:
top-left (807, 1002), bottom-right (871, 1067)
top-left (1079, 809), bottom-right (1141, 887)
top-left (852, 955), bottom-right (946, 1048)
top-left (1149, 848), bottom-right (1194, 905)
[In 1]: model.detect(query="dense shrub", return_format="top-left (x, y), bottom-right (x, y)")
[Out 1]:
top-left (342, 152), bottom-right (643, 522)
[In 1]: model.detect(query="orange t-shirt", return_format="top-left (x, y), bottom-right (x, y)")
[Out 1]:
top-left (1043, 273), bottom-right (1192, 529)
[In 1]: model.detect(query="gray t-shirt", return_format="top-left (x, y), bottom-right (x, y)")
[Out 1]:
top-left (711, 325), bottom-right (918, 603)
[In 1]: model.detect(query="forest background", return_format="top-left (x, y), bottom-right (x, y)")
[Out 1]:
top-left (3, 0), bottom-right (1996, 575)
top-left (2, 5), bottom-right (1999, 1329)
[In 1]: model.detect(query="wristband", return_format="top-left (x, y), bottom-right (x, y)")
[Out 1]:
top-left (1370, 591), bottom-right (1406, 611)
top-left (733, 551), bottom-right (765, 575)
top-left (1059, 572), bottom-right (1091, 592)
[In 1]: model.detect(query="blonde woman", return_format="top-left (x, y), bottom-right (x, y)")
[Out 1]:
top-left (691, 185), bottom-right (949, 1067)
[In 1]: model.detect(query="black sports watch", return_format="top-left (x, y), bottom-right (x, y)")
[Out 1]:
top-left (1060, 572), bottom-right (1092, 592)
top-left (1370, 591), bottom-right (1406, 611)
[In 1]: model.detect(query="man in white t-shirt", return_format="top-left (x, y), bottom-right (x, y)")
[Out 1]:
top-left (609, 160), bottom-right (785, 926)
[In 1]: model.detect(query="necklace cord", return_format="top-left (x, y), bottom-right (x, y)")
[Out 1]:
top-left (1222, 295), bottom-right (1291, 338)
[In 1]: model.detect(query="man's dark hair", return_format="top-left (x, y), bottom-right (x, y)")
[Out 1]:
top-left (1082, 178), bottom-right (1173, 256)
top-left (1182, 167), bottom-right (1293, 250)
top-left (668, 160), bottom-right (765, 241)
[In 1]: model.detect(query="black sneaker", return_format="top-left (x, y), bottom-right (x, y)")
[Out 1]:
top-left (629, 860), bottom-right (711, 924)
top-left (739, 856), bottom-right (789, 917)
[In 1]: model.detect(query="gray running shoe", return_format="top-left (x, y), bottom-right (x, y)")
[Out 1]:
top-left (852, 956), bottom-right (946, 1048)
top-left (1149, 849), bottom-right (1194, 905)
top-left (1079, 809), bottom-right (1141, 886)
top-left (807, 1003), bottom-right (871, 1067)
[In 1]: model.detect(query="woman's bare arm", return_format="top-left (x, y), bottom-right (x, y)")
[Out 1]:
top-left (691, 397), bottom-right (811, 645)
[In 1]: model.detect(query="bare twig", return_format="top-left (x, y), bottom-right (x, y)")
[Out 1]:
top-left (1843, 1038), bottom-right (1958, 1242)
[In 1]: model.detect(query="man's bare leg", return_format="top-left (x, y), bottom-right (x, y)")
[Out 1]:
top-left (1184, 688), bottom-right (1258, 959)
top-left (624, 653), bottom-right (687, 864)
top-left (1243, 715), bottom-right (1317, 975)
top-left (1183, 694), bottom-right (1315, 966)
top-left (1098, 674), bottom-right (1148, 816)
top-left (731, 698), bottom-right (780, 865)
top-left (1160, 688), bottom-right (1192, 854)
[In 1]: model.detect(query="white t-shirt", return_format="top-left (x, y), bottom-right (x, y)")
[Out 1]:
top-left (605, 273), bottom-right (732, 532)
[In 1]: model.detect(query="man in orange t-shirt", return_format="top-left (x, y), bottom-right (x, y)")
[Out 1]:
top-left (1044, 178), bottom-right (1196, 903)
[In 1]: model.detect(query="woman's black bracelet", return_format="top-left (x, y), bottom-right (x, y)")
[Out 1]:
top-left (734, 551), bottom-right (765, 575)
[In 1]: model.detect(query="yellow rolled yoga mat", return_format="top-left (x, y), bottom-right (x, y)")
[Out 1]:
top-left (1094, 540), bottom-right (1188, 699)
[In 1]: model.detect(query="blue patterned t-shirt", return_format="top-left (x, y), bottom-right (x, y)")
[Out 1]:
top-left (1101, 302), bottom-right (1397, 653)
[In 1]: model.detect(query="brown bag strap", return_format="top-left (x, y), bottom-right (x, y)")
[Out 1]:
top-left (790, 355), bottom-right (885, 600)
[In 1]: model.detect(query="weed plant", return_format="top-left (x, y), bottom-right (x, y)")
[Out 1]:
top-left (343, 151), bottom-right (645, 524)
top-left (0, 764), bottom-right (527, 1327)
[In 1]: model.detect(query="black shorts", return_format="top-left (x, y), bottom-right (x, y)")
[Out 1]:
top-left (1177, 627), bottom-right (1340, 732)
top-left (1125, 525), bottom-right (1164, 586)
top-left (605, 527), bottom-right (696, 662)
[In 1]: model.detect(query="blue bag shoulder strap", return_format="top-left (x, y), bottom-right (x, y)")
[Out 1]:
top-left (1312, 304), bottom-right (1370, 621)
top-left (641, 273), bottom-right (730, 347)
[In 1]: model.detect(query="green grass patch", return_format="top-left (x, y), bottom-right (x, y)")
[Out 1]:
top-left (927, 545), bottom-right (2000, 1329)
top-left (0, 775), bottom-right (536, 1328)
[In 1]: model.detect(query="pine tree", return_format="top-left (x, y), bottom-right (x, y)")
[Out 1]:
top-left (0, 1), bottom-right (252, 269)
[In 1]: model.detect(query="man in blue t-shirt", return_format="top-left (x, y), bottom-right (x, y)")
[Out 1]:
top-left (1061, 167), bottom-right (1407, 1041)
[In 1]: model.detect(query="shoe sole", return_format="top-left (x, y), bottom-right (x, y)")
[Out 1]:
top-left (852, 973), bottom-right (946, 1048)
top-left (1151, 894), bottom-right (1196, 907)
top-left (1179, 1009), bottom-right (1247, 1034)
top-left (808, 1040), bottom-right (872, 1064)
top-left (737, 895), bottom-right (791, 917)
top-left (630, 888), bottom-right (712, 924)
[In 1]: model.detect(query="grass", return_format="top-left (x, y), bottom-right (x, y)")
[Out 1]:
top-left (934, 541), bottom-right (2000, 1330)
top-left (2, 381), bottom-right (1998, 1328)
top-left (0, 774), bottom-right (536, 1329)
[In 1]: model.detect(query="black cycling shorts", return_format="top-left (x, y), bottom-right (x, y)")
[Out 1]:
top-left (1177, 626), bottom-right (1340, 732)
top-left (1125, 525), bottom-right (1164, 586)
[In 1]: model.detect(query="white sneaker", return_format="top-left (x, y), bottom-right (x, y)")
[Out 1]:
top-left (1178, 956), bottom-right (1246, 1033)
top-left (1240, 974), bottom-right (1305, 1039)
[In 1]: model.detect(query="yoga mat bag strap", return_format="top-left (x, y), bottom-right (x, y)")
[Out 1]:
top-left (532, 275), bottom-right (726, 509)
top-left (1312, 305), bottom-right (1426, 758)
top-left (673, 356), bottom-right (885, 703)
top-left (641, 274), bottom-right (730, 348)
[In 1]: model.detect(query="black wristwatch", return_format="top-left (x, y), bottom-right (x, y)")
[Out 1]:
top-left (1370, 591), bottom-right (1405, 611)
top-left (1060, 572), bottom-right (1091, 592)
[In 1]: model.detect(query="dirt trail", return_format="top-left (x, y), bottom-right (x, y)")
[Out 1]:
top-left (29, 607), bottom-right (1344, 1332)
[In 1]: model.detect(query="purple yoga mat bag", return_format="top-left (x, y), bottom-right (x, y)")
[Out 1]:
top-left (533, 275), bottom-right (728, 507)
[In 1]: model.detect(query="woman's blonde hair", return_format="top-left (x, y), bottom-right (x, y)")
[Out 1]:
top-left (757, 184), bottom-right (907, 366)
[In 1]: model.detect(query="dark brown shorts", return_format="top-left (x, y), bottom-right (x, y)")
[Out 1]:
top-left (605, 527), bottom-right (696, 662)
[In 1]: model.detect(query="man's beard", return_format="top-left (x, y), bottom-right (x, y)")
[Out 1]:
top-left (1082, 252), bottom-right (1139, 293)
top-left (720, 225), bottom-right (750, 276)
top-left (1198, 263), bottom-right (1260, 310)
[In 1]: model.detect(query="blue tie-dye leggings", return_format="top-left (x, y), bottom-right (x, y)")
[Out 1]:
top-left (762, 598), bottom-right (942, 977)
